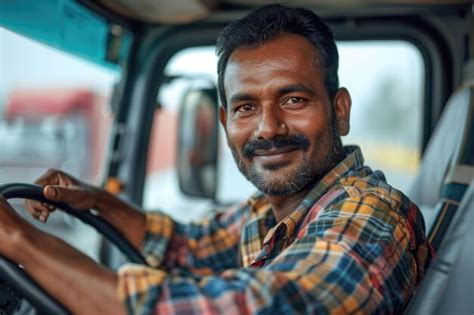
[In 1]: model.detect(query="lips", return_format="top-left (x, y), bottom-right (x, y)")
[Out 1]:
top-left (252, 146), bottom-right (300, 166)
top-left (253, 146), bottom-right (299, 156)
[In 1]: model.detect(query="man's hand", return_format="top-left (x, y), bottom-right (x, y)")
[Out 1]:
top-left (25, 169), bottom-right (100, 222)
top-left (26, 168), bottom-right (147, 250)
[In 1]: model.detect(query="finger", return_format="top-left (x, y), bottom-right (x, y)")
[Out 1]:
top-left (29, 209), bottom-right (47, 222)
top-left (32, 210), bottom-right (41, 220)
top-left (42, 202), bottom-right (56, 212)
top-left (25, 199), bottom-right (51, 215)
top-left (38, 210), bottom-right (49, 223)
top-left (44, 185), bottom-right (61, 201)
top-left (29, 205), bottom-right (48, 219)
top-left (43, 185), bottom-right (89, 209)
top-left (25, 200), bottom-right (57, 224)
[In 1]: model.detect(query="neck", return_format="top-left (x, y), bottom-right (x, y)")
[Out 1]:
top-left (267, 185), bottom-right (312, 222)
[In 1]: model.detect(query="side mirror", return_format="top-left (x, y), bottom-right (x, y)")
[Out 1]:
top-left (177, 86), bottom-right (219, 199)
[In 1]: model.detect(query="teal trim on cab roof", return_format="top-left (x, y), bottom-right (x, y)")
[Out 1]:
top-left (0, 0), bottom-right (131, 70)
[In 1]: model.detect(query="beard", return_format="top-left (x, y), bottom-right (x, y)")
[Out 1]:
top-left (228, 118), bottom-right (345, 196)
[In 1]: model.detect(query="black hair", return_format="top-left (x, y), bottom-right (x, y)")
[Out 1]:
top-left (216, 4), bottom-right (339, 108)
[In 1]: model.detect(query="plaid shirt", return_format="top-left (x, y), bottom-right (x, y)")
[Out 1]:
top-left (118, 146), bottom-right (433, 314)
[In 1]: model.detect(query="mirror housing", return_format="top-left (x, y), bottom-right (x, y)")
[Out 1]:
top-left (177, 86), bottom-right (219, 199)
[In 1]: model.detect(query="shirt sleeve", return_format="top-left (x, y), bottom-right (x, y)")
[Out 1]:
top-left (118, 193), bottom-right (432, 315)
top-left (140, 201), bottom-right (249, 273)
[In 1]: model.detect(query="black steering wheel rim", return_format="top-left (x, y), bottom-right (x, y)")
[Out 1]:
top-left (0, 183), bottom-right (147, 315)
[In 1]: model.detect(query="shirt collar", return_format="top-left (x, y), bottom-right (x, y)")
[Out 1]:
top-left (301, 145), bottom-right (364, 206)
top-left (248, 145), bottom-right (365, 244)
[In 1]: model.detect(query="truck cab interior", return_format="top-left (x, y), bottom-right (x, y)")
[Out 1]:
top-left (0, 0), bottom-right (473, 314)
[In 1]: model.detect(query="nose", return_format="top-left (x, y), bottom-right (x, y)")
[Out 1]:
top-left (254, 106), bottom-right (288, 140)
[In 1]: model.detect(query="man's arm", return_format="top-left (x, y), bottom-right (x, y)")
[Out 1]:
top-left (25, 169), bottom-right (146, 249)
top-left (0, 191), bottom-right (246, 314)
top-left (26, 169), bottom-right (247, 272)
top-left (0, 197), bottom-right (125, 315)
top-left (139, 200), bottom-right (248, 271)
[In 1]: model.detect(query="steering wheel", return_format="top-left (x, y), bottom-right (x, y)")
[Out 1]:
top-left (0, 183), bottom-right (148, 315)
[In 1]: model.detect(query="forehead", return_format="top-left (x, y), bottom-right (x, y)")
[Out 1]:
top-left (223, 34), bottom-right (324, 97)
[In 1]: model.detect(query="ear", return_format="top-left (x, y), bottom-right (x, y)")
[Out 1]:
top-left (219, 105), bottom-right (228, 132)
top-left (332, 88), bottom-right (351, 136)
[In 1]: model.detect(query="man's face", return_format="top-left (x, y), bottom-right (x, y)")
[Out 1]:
top-left (220, 33), bottom-right (349, 196)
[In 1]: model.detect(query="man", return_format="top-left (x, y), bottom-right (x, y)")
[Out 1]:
top-left (0, 4), bottom-right (432, 314)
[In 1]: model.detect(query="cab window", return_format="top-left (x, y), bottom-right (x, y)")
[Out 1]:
top-left (0, 27), bottom-right (118, 258)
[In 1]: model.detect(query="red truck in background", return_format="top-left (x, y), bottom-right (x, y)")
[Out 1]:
top-left (0, 88), bottom-right (110, 185)
top-left (0, 87), bottom-right (179, 199)
top-left (0, 88), bottom-right (112, 232)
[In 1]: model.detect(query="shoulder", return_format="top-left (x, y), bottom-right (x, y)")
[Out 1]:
top-left (334, 170), bottom-right (413, 218)
top-left (212, 191), bottom-right (266, 227)
top-left (313, 170), bottom-right (427, 244)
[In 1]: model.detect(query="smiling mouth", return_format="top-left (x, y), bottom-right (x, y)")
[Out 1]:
top-left (251, 147), bottom-right (301, 168)
top-left (253, 146), bottom-right (299, 157)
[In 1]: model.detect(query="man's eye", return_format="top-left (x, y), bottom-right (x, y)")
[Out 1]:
top-left (286, 97), bottom-right (303, 104)
top-left (235, 104), bottom-right (255, 112)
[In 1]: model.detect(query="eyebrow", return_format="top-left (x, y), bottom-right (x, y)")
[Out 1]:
top-left (228, 84), bottom-right (317, 106)
top-left (228, 93), bottom-right (257, 106)
top-left (277, 84), bottom-right (316, 97)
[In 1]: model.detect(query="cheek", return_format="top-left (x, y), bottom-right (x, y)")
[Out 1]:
top-left (226, 122), bottom-right (250, 148)
top-left (287, 111), bottom-right (328, 139)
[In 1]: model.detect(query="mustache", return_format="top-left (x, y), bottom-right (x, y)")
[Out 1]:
top-left (243, 134), bottom-right (310, 158)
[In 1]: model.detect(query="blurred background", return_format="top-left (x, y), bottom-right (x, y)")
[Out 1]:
top-left (0, 24), bottom-right (424, 258)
